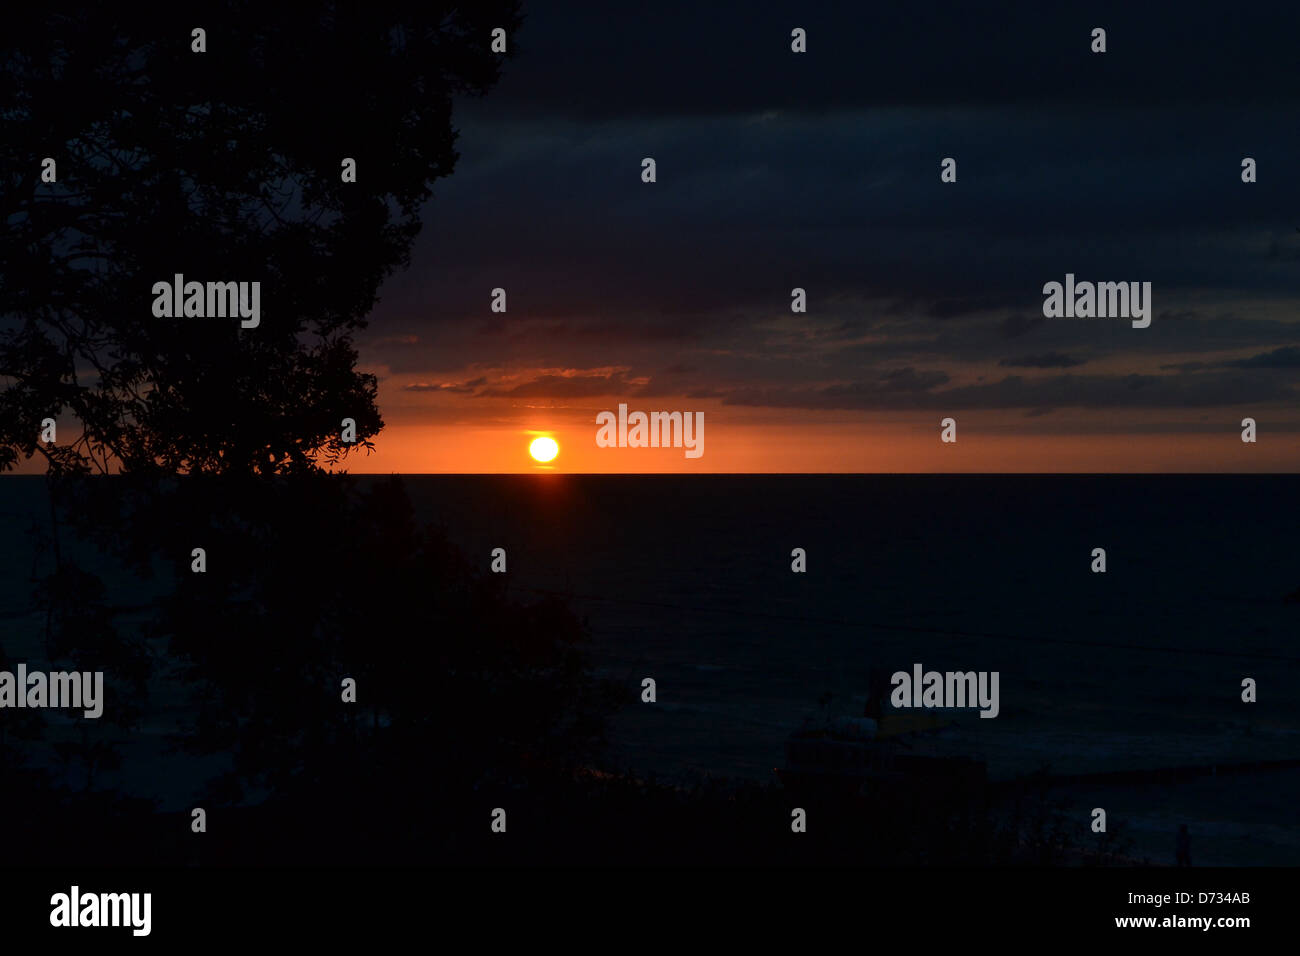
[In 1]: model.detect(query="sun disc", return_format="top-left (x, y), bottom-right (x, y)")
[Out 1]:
top-left (529, 436), bottom-right (559, 462)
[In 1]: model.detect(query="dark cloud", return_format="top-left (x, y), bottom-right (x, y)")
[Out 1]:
top-left (721, 367), bottom-right (950, 410)
top-left (368, 102), bottom-right (1300, 338)
top-left (403, 376), bottom-right (487, 394)
top-left (927, 297), bottom-right (1005, 320)
top-left (720, 372), bottom-right (1295, 411)
top-left (479, 370), bottom-right (633, 398)
top-left (1000, 352), bottom-right (1088, 368)
top-left (1163, 346), bottom-right (1300, 372)
top-left (875, 368), bottom-right (952, 392)
top-left (1224, 346), bottom-right (1300, 368)
top-left (354, 3), bottom-right (1300, 431)
top-left (999, 314), bottom-right (1046, 339)
top-left (491, 3), bottom-right (1300, 120)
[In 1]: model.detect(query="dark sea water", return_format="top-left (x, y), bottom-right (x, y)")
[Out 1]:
top-left (2, 475), bottom-right (1298, 865)
top-left (401, 475), bottom-right (1300, 866)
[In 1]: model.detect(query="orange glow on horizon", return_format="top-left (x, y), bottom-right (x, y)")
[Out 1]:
top-left (321, 420), bottom-right (1300, 474)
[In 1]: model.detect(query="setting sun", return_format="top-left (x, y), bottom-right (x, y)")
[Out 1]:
top-left (529, 436), bottom-right (559, 463)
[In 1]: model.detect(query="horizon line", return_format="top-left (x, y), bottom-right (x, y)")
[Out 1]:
top-left (5, 471), bottom-right (1293, 479)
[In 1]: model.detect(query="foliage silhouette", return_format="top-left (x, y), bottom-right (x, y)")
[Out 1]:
top-left (0, 3), bottom-right (627, 865)
top-left (2, 2), bottom-right (520, 474)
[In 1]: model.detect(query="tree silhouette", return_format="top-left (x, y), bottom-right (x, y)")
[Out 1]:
top-left (1, 2), bottom-right (519, 474)
top-left (0, 4), bottom-right (629, 865)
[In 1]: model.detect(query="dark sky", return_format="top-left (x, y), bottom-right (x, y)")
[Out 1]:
top-left (357, 1), bottom-right (1300, 470)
